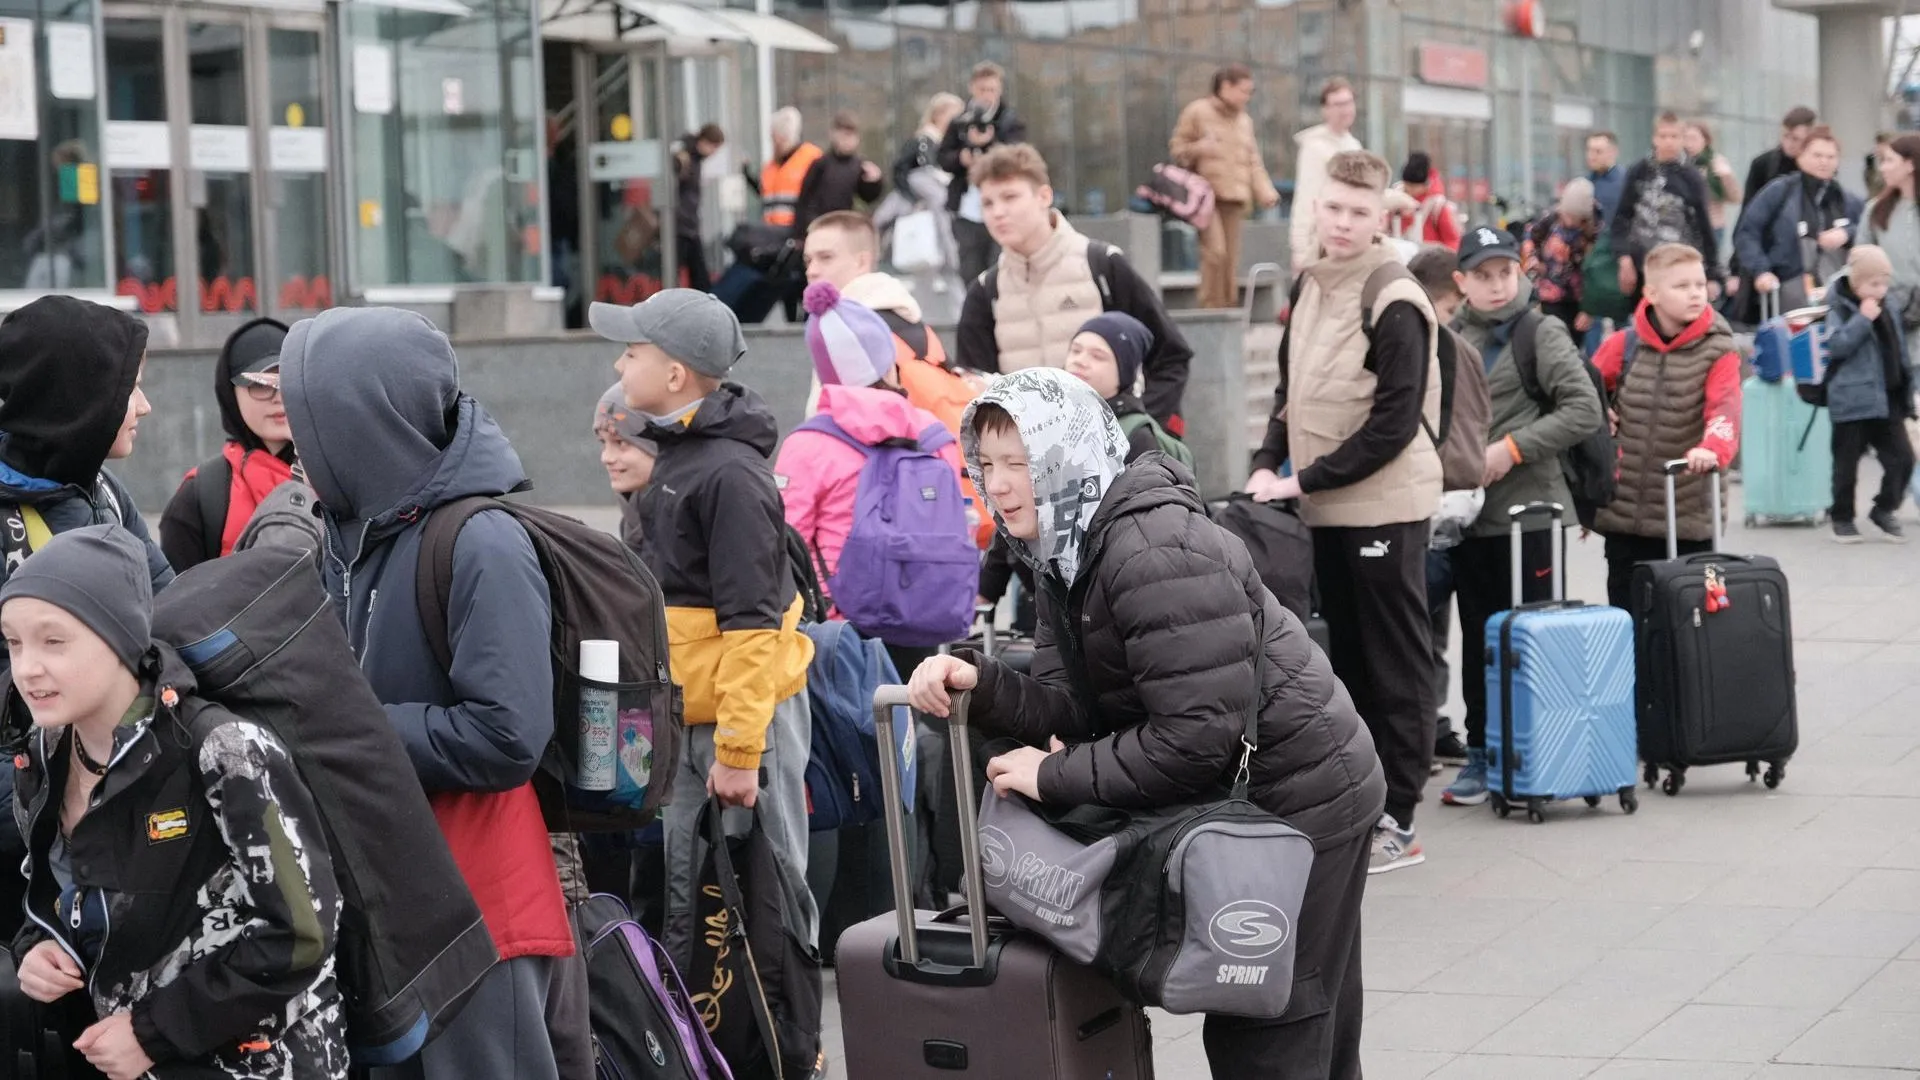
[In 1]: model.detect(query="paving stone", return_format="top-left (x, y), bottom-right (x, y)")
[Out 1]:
top-left (1777, 1010), bottom-right (1920, 1070)
top-left (1621, 1004), bottom-right (1825, 1064)
top-left (1473, 996), bottom-right (1679, 1058)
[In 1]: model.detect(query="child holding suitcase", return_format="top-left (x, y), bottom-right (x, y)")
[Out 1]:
top-left (1591, 242), bottom-right (1743, 608)
top-left (907, 367), bottom-right (1386, 1079)
top-left (1819, 245), bottom-right (1914, 543)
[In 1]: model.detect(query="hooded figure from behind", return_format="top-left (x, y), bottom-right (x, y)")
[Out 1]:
top-left (159, 317), bottom-right (300, 571)
top-left (922, 365), bottom-right (1386, 1079)
top-left (277, 306), bottom-right (579, 1080)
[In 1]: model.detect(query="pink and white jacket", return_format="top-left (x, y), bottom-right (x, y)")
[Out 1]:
top-left (774, 384), bottom-right (968, 587)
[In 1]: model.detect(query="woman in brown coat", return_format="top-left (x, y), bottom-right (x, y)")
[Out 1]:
top-left (1170, 64), bottom-right (1280, 308)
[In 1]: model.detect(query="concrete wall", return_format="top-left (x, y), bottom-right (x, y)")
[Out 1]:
top-left (119, 312), bottom-right (1251, 516)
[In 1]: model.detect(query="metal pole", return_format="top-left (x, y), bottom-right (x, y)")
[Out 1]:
top-left (1518, 39), bottom-right (1533, 210)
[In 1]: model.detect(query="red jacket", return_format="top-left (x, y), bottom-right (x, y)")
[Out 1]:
top-left (1594, 300), bottom-right (1742, 468)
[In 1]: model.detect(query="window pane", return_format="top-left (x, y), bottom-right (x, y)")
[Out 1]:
top-left (0, 1), bottom-right (107, 291)
top-left (269, 28), bottom-right (331, 312)
top-left (105, 17), bottom-right (175, 312)
top-left (188, 21), bottom-right (256, 314)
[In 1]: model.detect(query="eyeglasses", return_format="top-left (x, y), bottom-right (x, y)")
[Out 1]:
top-left (242, 380), bottom-right (282, 402)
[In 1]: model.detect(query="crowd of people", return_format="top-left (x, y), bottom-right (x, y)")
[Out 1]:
top-left (0, 66), bottom-right (1909, 1080)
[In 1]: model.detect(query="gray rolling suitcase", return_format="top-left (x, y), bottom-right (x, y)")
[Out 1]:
top-left (836, 686), bottom-right (1156, 1079)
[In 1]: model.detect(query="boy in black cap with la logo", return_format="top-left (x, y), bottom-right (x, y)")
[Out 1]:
top-left (1438, 225), bottom-right (1605, 807)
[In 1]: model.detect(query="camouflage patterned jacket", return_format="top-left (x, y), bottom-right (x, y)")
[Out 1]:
top-left (11, 645), bottom-right (348, 1079)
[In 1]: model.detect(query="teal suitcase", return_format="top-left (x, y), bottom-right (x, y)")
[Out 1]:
top-left (1740, 375), bottom-right (1830, 526)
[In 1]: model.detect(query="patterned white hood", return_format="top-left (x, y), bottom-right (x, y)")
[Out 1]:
top-left (960, 367), bottom-right (1127, 586)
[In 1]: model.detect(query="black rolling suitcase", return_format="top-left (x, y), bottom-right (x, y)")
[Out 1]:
top-left (1631, 460), bottom-right (1798, 795)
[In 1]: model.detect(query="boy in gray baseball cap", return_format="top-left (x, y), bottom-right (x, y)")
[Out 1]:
top-left (591, 291), bottom-right (821, 1073)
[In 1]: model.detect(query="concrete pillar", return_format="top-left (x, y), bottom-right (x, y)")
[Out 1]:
top-left (1774, 0), bottom-right (1896, 196)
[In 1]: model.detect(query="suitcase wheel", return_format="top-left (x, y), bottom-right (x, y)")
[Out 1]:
top-left (1584, 795), bottom-right (1602, 808)
top-left (1643, 762), bottom-right (1660, 789)
top-left (1618, 786), bottom-right (1639, 814)
top-left (1660, 768), bottom-right (1687, 797)
top-left (1526, 797), bottom-right (1547, 825)
top-left (1765, 762), bottom-right (1786, 789)
top-left (1490, 792), bottom-right (1511, 819)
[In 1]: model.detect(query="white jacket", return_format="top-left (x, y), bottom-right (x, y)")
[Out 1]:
top-left (1290, 123), bottom-right (1364, 273)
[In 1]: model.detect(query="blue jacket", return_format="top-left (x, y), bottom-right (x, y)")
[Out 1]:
top-left (279, 308), bottom-right (554, 796)
top-left (1588, 165), bottom-right (1626, 225)
top-left (1822, 273), bottom-right (1913, 425)
top-left (1735, 174), bottom-right (1865, 282)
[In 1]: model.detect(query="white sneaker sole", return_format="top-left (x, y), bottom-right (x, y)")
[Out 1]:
top-left (1368, 850), bottom-right (1426, 875)
top-left (1442, 789), bottom-right (1489, 807)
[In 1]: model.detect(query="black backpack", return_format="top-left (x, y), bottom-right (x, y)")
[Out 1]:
top-left (575, 894), bottom-right (730, 1080)
top-left (153, 545), bottom-right (500, 1064)
top-left (1208, 494), bottom-right (1313, 625)
top-left (1511, 312), bottom-right (1619, 530)
top-left (415, 498), bottom-right (684, 833)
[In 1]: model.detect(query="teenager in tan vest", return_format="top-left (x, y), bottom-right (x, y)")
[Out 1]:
top-left (1247, 150), bottom-right (1443, 875)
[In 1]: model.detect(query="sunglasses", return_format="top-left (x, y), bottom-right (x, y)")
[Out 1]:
top-left (242, 377), bottom-right (282, 402)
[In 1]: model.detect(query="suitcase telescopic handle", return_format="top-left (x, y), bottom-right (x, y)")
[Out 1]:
top-left (1662, 458), bottom-right (1724, 559)
top-left (1507, 502), bottom-right (1565, 606)
top-left (871, 684), bottom-right (990, 971)
top-left (1761, 286), bottom-right (1780, 325)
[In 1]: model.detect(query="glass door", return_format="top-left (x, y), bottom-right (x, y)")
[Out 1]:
top-left (103, 15), bottom-right (177, 323)
top-left (578, 44), bottom-right (674, 317)
top-left (261, 21), bottom-right (331, 317)
top-left (185, 14), bottom-right (259, 334)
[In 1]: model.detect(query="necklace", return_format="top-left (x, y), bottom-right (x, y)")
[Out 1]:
top-left (72, 733), bottom-right (109, 778)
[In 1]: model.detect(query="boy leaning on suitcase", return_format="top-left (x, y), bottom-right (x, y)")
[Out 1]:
top-left (1439, 226), bottom-right (1606, 808)
top-left (1591, 242), bottom-right (1742, 609)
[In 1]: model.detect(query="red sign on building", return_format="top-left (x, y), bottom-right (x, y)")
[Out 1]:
top-left (1419, 43), bottom-right (1490, 90)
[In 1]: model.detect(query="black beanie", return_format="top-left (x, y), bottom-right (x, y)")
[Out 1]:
top-left (1075, 312), bottom-right (1154, 393)
top-left (0, 296), bottom-right (147, 486)
top-left (1403, 152), bottom-right (1432, 185)
top-left (0, 525), bottom-right (152, 673)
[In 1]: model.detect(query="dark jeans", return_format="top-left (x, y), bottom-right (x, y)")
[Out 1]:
top-left (1453, 529), bottom-right (1555, 748)
top-left (1603, 533), bottom-right (1711, 612)
top-left (1202, 830), bottom-right (1369, 1080)
top-left (954, 217), bottom-right (999, 284)
top-left (678, 234), bottom-right (711, 292)
top-left (1831, 416), bottom-right (1916, 523)
top-left (1313, 520), bottom-right (1434, 828)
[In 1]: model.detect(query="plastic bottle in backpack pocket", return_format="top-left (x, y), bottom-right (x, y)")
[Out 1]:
top-left (578, 640), bottom-right (620, 791)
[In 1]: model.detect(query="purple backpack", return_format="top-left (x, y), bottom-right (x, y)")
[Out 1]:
top-left (576, 893), bottom-right (732, 1080)
top-left (796, 415), bottom-right (979, 646)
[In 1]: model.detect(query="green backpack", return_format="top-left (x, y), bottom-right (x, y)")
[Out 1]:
top-left (1118, 411), bottom-right (1195, 468)
top-left (1579, 231), bottom-right (1636, 323)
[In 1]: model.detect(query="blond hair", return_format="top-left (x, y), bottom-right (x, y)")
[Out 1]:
top-left (1643, 242), bottom-right (1704, 279)
top-left (970, 143), bottom-right (1051, 189)
top-left (1325, 150), bottom-right (1390, 193)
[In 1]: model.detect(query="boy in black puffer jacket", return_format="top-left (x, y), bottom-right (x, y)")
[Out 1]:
top-left (908, 367), bottom-right (1385, 1079)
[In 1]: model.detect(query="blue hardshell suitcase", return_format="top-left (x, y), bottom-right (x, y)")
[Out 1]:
top-left (1484, 503), bottom-right (1641, 822)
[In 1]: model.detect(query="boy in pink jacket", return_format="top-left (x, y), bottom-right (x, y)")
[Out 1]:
top-left (775, 281), bottom-right (970, 667)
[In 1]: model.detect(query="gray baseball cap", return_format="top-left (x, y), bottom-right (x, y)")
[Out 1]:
top-left (589, 290), bottom-right (746, 379)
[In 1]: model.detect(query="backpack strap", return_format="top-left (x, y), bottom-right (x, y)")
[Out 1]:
top-left (915, 423), bottom-right (956, 453)
top-left (1088, 242), bottom-right (1116, 309)
top-left (413, 495), bottom-right (505, 672)
top-left (1510, 309), bottom-right (1551, 411)
top-left (876, 310), bottom-right (929, 362)
top-left (196, 453), bottom-right (234, 563)
top-left (1359, 262), bottom-right (1448, 447)
top-left (793, 415), bottom-right (871, 457)
top-left (1358, 261), bottom-right (1418, 337)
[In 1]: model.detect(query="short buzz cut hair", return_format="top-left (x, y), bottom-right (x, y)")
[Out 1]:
top-left (1783, 105), bottom-right (1817, 130)
top-left (831, 110), bottom-right (859, 133)
top-left (1587, 130), bottom-right (1618, 147)
top-left (1325, 149), bottom-right (1390, 193)
top-left (971, 60), bottom-right (1004, 83)
top-left (1643, 242), bottom-right (1704, 279)
top-left (1655, 110), bottom-right (1682, 128)
top-left (1408, 245), bottom-right (1461, 298)
top-left (970, 142), bottom-right (1051, 189)
top-left (807, 210), bottom-right (877, 257)
top-left (1319, 76), bottom-right (1353, 104)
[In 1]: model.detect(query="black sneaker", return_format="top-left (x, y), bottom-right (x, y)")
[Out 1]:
top-left (1433, 726), bottom-right (1469, 768)
top-left (1869, 508), bottom-right (1908, 544)
top-left (1833, 520), bottom-right (1864, 544)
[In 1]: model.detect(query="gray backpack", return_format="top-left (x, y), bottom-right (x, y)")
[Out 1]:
top-left (233, 469), bottom-right (323, 555)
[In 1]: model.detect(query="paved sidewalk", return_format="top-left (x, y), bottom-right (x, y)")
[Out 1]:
top-left (561, 479), bottom-right (1920, 1076)
top-left (792, 478), bottom-right (1920, 1078)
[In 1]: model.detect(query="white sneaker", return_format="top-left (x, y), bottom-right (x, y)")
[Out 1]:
top-left (1368, 815), bottom-right (1425, 875)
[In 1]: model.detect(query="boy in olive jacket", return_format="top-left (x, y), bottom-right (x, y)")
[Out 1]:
top-left (1440, 226), bottom-right (1605, 807)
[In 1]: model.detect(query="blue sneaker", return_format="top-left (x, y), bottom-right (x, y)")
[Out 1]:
top-left (1442, 748), bottom-right (1489, 806)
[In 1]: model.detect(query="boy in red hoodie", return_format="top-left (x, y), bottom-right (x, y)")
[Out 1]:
top-left (1591, 242), bottom-right (1742, 608)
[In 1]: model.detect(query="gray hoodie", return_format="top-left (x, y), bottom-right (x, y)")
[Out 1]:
top-left (279, 308), bottom-right (555, 794)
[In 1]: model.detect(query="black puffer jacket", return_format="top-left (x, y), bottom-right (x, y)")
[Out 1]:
top-left (961, 455), bottom-right (1385, 851)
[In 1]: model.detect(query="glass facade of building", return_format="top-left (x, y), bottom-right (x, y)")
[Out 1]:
top-left (768, 0), bottom-right (1821, 235)
top-left (0, 0), bottom-right (107, 292)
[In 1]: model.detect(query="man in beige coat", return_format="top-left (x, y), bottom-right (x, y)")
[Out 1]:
top-left (1170, 64), bottom-right (1279, 308)
top-left (1291, 76), bottom-right (1364, 276)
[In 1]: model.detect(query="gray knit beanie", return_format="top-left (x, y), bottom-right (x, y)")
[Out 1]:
top-left (0, 525), bottom-right (152, 673)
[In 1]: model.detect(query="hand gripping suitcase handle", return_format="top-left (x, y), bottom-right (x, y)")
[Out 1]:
top-left (1507, 502), bottom-right (1565, 606)
top-left (1662, 458), bottom-right (1724, 559)
top-left (871, 684), bottom-right (990, 971)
